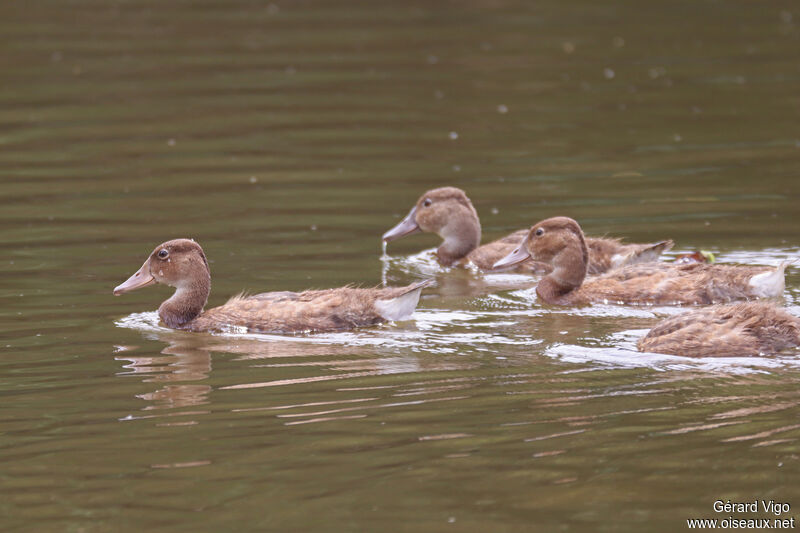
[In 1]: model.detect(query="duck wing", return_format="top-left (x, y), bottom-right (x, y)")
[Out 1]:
top-left (188, 281), bottom-right (431, 334)
top-left (247, 291), bottom-right (301, 302)
top-left (581, 263), bottom-right (780, 305)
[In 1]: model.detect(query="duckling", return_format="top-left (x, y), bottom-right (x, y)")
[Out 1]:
top-left (492, 217), bottom-right (787, 306)
top-left (113, 239), bottom-right (432, 334)
top-left (382, 187), bottom-right (673, 274)
top-left (638, 301), bottom-right (800, 357)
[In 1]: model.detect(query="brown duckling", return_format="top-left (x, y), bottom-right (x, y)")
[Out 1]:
top-left (113, 239), bottom-right (432, 334)
top-left (493, 217), bottom-right (787, 306)
top-left (382, 187), bottom-right (673, 274)
top-left (638, 301), bottom-right (800, 357)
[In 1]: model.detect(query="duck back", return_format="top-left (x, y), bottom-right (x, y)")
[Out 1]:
top-left (638, 301), bottom-right (800, 357)
top-left (185, 281), bottom-right (431, 334)
top-left (568, 263), bottom-right (781, 305)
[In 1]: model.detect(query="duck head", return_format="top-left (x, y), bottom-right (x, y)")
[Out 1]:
top-left (493, 217), bottom-right (588, 300)
top-left (114, 239), bottom-right (211, 328)
top-left (382, 187), bottom-right (481, 266)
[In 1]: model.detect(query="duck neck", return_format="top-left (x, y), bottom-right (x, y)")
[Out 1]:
top-left (436, 217), bottom-right (481, 266)
top-left (159, 276), bottom-right (210, 329)
top-left (536, 243), bottom-right (587, 304)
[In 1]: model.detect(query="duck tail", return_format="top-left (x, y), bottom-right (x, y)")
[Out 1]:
top-left (772, 259), bottom-right (791, 280)
top-left (649, 239), bottom-right (675, 254)
top-left (375, 279), bottom-right (434, 321)
top-left (612, 239), bottom-right (675, 270)
top-left (224, 291), bottom-right (249, 305)
top-left (748, 261), bottom-right (788, 298)
top-left (634, 239), bottom-right (674, 264)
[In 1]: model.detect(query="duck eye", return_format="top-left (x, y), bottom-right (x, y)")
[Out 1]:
top-left (535, 228), bottom-right (544, 237)
top-left (422, 198), bottom-right (432, 207)
top-left (157, 249), bottom-right (169, 259)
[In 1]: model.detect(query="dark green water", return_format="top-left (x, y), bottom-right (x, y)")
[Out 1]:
top-left (2, 0), bottom-right (800, 531)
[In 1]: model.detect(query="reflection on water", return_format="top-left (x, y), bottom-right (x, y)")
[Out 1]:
top-left (116, 336), bottom-right (213, 410)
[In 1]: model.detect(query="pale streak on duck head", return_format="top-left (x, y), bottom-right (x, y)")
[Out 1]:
top-left (382, 187), bottom-right (481, 262)
top-left (113, 238), bottom-right (211, 295)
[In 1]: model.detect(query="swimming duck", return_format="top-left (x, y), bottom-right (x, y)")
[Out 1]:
top-left (382, 187), bottom-right (673, 274)
top-left (113, 239), bottom-right (431, 334)
top-left (492, 216), bottom-right (787, 305)
top-left (638, 301), bottom-right (800, 357)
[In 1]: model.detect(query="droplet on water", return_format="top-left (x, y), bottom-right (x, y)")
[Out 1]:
top-left (449, 131), bottom-right (458, 140)
top-left (497, 104), bottom-right (508, 114)
top-left (603, 68), bottom-right (615, 79)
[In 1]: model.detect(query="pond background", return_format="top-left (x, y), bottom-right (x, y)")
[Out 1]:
top-left (2, 0), bottom-right (800, 531)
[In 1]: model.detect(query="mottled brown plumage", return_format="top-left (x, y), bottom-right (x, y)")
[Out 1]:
top-left (113, 239), bottom-right (431, 334)
top-left (638, 302), bottom-right (800, 357)
top-left (493, 217), bottom-right (786, 306)
top-left (382, 187), bottom-right (672, 274)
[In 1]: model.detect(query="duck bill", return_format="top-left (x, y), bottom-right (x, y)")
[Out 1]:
top-left (113, 260), bottom-right (155, 295)
top-left (493, 244), bottom-right (532, 270)
top-left (382, 207), bottom-right (421, 242)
